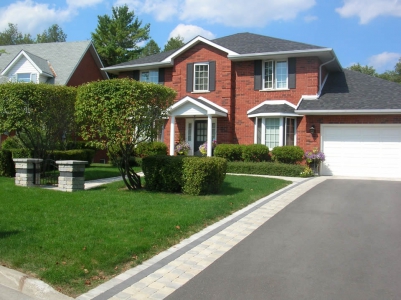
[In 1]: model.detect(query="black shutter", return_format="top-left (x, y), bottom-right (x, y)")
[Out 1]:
top-left (254, 60), bottom-right (262, 90)
top-left (209, 61), bottom-right (216, 91)
top-left (158, 68), bottom-right (165, 85)
top-left (186, 63), bottom-right (194, 92)
top-left (288, 58), bottom-right (296, 89)
top-left (133, 70), bottom-right (140, 81)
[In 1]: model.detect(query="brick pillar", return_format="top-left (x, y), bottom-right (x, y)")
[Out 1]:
top-left (13, 158), bottom-right (43, 187)
top-left (56, 160), bottom-right (87, 192)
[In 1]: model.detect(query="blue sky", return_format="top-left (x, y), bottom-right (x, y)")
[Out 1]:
top-left (1, 0), bottom-right (400, 72)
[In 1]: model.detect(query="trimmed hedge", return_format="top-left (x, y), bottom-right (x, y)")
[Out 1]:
top-left (49, 149), bottom-right (95, 166)
top-left (213, 144), bottom-right (245, 161)
top-left (0, 150), bottom-right (15, 177)
top-left (142, 155), bottom-right (227, 195)
top-left (142, 155), bottom-right (184, 193)
top-left (227, 161), bottom-right (305, 177)
top-left (271, 146), bottom-right (304, 164)
top-left (182, 157), bottom-right (227, 195)
top-left (242, 144), bottom-right (270, 162)
top-left (9, 148), bottom-right (33, 158)
top-left (135, 142), bottom-right (168, 158)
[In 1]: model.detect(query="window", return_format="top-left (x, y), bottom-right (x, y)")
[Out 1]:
top-left (194, 63), bottom-right (209, 91)
top-left (140, 70), bottom-right (158, 83)
top-left (263, 60), bottom-right (288, 90)
top-left (186, 61), bottom-right (216, 93)
top-left (255, 117), bottom-right (296, 148)
top-left (15, 73), bottom-right (37, 83)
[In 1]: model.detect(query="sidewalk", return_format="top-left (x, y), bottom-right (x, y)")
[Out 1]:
top-left (1, 174), bottom-right (321, 300)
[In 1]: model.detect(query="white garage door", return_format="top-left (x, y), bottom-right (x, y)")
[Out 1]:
top-left (321, 125), bottom-right (401, 178)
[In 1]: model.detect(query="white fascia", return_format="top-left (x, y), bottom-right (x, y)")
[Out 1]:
top-left (168, 96), bottom-right (227, 117)
top-left (247, 100), bottom-right (297, 115)
top-left (162, 36), bottom-right (238, 62)
top-left (102, 61), bottom-right (173, 72)
top-left (248, 112), bottom-right (300, 118)
top-left (1, 50), bottom-right (52, 77)
top-left (294, 109), bottom-right (401, 115)
top-left (198, 96), bottom-right (228, 113)
top-left (228, 48), bottom-right (334, 61)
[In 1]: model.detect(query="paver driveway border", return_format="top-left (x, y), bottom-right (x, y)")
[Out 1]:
top-left (77, 176), bottom-right (325, 300)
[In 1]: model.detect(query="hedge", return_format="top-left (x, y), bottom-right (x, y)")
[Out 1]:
top-left (0, 150), bottom-right (15, 177)
top-left (135, 141), bottom-right (168, 158)
top-left (271, 146), bottom-right (304, 164)
top-left (241, 144), bottom-right (270, 162)
top-left (213, 144), bottom-right (245, 161)
top-left (142, 155), bottom-right (227, 195)
top-left (49, 150), bottom-right (95, 166)
top-left (226, 161), bottom-right (305, 177)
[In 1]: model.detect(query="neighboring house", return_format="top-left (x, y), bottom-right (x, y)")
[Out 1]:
top-left (102, 32), bottom-right (401, 178)
top-left (0, 41), bottom-right (109, 160)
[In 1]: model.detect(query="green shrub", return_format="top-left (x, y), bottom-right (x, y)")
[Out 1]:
top-left (181, 157), bottom-right (227, 195)
top-left (10, 148), bottom-right (33, 158)
top-left (242, 144), bottom-right (270, 162)
top-left (142, 155), bottom-right (184, 192)
top-left (1, 136), bottom-right (24, 150)
top-left (214, 144), bottom-right (244, 161)
top-left (227, 161), bottom-right (304, 177)
top-left (271, 146), bottom-right (304, 164)
top-left (0, 150), bottom-right (15, 177)
top-left (135, 142), bottom-right (167, 158)
top-left (49, 149), bottom-right (95, 166)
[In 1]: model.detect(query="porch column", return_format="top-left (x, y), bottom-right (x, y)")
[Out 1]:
top-left (207, 114), bottom-right (212, 157)
top-left (169, 115), bottom-right (175, 156)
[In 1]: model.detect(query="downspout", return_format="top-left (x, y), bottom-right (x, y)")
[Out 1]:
top-left (319, 57), bottom-right (336, 95)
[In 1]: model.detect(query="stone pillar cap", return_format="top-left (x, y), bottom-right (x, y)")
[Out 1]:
top-left (13, 158), bottom-right (43, 163)
top-left (55, 160), bottom-right (88, 165)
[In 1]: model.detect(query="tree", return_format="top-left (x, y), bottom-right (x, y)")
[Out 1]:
top-left (36, 24), bottom-right (67, 43)
top-left (0, 84), bottom-right (77, 160)
top-left (76, 79), bottom-right (176, 190)
top-left (378, 58), bottom-right (401, 84)
top-left (163, 35), bottom-right (185, 52)
top-left (0, 23), bottom-right (34, 45)
top-left (140, 39), bottom-right (160, 57)
top-left (91, 5), bottom-right (150, 67)
top-left (347, 63), bottom-right (377, 76)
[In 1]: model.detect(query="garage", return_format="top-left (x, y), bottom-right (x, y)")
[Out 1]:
top-left (321, 124), bottom-right (401, 178)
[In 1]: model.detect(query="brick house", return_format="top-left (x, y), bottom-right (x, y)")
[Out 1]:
top-left (103, 33), bottom-right (401, 178)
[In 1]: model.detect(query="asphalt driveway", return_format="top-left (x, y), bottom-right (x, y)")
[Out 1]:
top-left (166, 179), bottom-right (401, 300)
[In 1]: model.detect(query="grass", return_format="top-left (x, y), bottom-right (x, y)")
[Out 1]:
top-left (0, 173), bottom-right (290, 297)
top-left (84, 163), bottom-right (141, 181)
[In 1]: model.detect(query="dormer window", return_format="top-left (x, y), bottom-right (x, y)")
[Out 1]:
top-left (10, 73), bottom-right (37, 83)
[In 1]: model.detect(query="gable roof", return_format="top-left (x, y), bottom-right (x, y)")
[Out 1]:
top-left (0, 41), bottom-right (108, 85)
top-left (103, 32), bottom-right (341, 74)
top-left (1, 50), bottom-right (54, 77)
top-left (296, 69), bottom-right (401, 114)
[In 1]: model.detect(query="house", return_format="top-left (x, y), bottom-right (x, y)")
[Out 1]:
top-left (102, 32), bottom-right (401, 178)
top-left (0, 41), bottom-right (109, 159)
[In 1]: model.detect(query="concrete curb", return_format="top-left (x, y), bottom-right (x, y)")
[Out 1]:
top-left (0, 266), bottom-right (73, 300)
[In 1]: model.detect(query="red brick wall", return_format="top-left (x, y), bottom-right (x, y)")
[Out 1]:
top-left (297, 115), bottom-right (401, 151)
top-left (67, 49), bottom-right (105, 86)
top-left (118, 71), bottom-right (134, 79)
top-left (163, 42), bottom-right (235, 146)
top-left (233, 57), bottom-right (321, 144)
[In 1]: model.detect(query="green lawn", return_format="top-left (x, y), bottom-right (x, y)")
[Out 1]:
top-left (84, 163), bottom-right (141, 181)
top-left (0, 173), bottom-right (290, 297)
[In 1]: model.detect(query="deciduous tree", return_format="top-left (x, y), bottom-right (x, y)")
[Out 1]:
top-left (36, 24), bottom-right (67, 43)
top-left (0, 23), bottom-right (34, 45)
top-left (347, 63), bottom-right (377, 76)
top-left (91, 5), bottom-right (150, 67)
top-left (76, 79), bottom-right (176, 190)
top-left (163, 35), bottom-right (185, 52)
top-left (140, 39), bottom-right (161, 57)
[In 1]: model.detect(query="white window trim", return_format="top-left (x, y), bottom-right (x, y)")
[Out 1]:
top-left (253, 116), bottom-right (297, 148)
top-left (262, 59), bottom-right (288, 91)
top-left (185, 117), bottom-right (216, 155)
top-left (193, 62), bottom-right (209, 92)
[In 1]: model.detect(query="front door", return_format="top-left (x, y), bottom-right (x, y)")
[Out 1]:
top-left (194, 120), bottom-right (207, 155)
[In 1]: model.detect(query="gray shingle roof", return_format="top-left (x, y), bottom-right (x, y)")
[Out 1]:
top-left (248, 103), bottom-right (296, 115)
top-left (297, 69), bottom-right (401, 111)
top-left (212, 32), bottom-right (324, 54)
top-left (0, 41), bottom-right (106, 85)
top-left (105, 32), bottom-right (327, 68)
top-left (23, 50), bottom-right (53, 76)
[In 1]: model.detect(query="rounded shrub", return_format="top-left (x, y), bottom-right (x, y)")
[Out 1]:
top-left (271, 146), bottom-right (304, 164)
top-left (135, 141), bottom-right (167, 157)
top-left (214, 144), bottom-right (244, 161)
top-left (242, 144), bottom-right (270, 162)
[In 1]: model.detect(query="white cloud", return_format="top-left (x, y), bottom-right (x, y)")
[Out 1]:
top-left (168, 24), bottom-right (215, 43)
top-left (336, 0), bottom-right (401, 24)
top-left (368, 52), bottom-right (401, 73)
top-left (66, 0), bottom-right (104, 9)
top-left (0, 0), bottom-right (72, 35)
top-left (120, 0), bottom-right (316, 26)
top-left (304, 15), bottom-right (318, 22)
